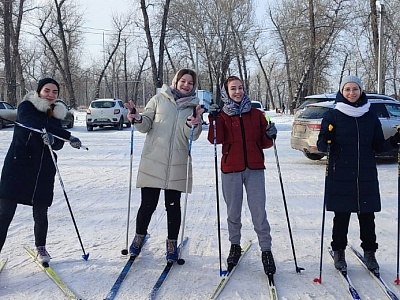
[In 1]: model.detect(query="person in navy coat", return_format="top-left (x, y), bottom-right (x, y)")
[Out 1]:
top-left (317, 75), bottom-right (400, 273)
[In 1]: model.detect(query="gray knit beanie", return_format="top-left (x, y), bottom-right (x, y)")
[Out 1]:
top-left (340, 75), bottom-right (363, 93)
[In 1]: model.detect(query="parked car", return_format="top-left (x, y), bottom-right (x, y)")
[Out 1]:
top-left (86, 98), bottom-right (131, 131)
top-left (290, 93), bottom-right (400, 160)
top-left (0, 101), bottom-right (17, 129)
top-left (251, 101), bottom-right (265, 112)
top-left (293, 92), bottom-right (336, 117)
top-left (55, 99), bottom-right (75, 129)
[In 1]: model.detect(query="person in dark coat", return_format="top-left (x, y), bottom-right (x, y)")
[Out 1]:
top-left (207, 75), bottom-right (277, 276)
top-left (317, 75), bottom-right (400, 274)
top-left (0, 78), bottom-right (82, 264)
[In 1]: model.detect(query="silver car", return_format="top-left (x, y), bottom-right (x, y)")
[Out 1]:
top-left (0, 101), bottom-right (17, 129)
top-left (86, 99), bottom-right (131, 131)
top-left (290, 93), bottom-right (400, 160)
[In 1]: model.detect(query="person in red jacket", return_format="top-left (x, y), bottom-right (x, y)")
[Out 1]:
top-left (208, 75), bottom-right (277, 275)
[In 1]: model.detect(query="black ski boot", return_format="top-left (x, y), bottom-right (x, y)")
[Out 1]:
top-left (227, 244), bottom-right (241, 271)
top-left (262, 251), bottom-right (276, 275)
top-left (333, 249), bottom-right (347, 272)
top-left (364, 250), bottom-right (379, 274)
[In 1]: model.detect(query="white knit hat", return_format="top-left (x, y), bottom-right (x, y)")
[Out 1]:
top-left (340, 75), bottom-right (364, 92)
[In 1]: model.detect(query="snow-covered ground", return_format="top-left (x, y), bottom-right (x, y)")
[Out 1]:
top-left (0, 111), bottom-right (399, 299)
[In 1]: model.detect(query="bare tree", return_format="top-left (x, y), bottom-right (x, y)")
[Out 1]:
top-left (140, 0), bottom-right (170, 90)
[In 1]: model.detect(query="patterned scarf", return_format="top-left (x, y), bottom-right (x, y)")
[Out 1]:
top-left (221, 85), bottom-right (252, 116)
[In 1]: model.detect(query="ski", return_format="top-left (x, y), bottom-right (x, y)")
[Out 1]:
top-left (0, 258), bottom-right (8, 273)
top-left (349, 245), bottom-right (399, 300)
top-left (210, 240), bottom-right (252, 299)
top-left (149, 237), bottom-right (189, 300)
top-left (104, 235), bottom-right (149, 300)
top-left (328, 247), bottom-right (361, 300)
top-left (267, 273), bottom-right (278, 300)
top-left (24, 246), bottom-right (80, 299)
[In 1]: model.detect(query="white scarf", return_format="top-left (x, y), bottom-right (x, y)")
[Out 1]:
top-left (335, 101), bottom-right (370, 117)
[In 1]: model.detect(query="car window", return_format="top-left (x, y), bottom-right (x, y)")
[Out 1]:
top-left (91, 101), bottom-right (115, 108)
top-left (118, 101), bottom-right (124, 107)
top-left (251, 102), bottom-right (262, 109)
top-left (298, 106), bottom-right (331, 119)
top-left (369, 103), bottom-right (389, 118)
top-left (0, 103), bottom-right (5, 109)
top-left (385, 103), bottom-right (400, 117)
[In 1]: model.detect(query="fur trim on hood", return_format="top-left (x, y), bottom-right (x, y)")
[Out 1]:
top-left (22, 91), bottom-right (67, 120)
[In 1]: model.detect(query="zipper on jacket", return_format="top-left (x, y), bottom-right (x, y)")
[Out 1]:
top-left (355, 118), bottom-right (361, 213)
top-left (165, 107), bottom-right (179, 188)
top-left (239, 116), bottom-right (248, 167)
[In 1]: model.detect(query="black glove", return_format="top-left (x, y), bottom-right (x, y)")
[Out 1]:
top-left (208, 104), bottom-right (221, 115)
top-left (41, 132), bottom-right (54, 146)
top-left (69, 136), bottom-right (82, 149)
top-left (266, 122), bottom-right (277, 140)
top-left (390, 131), bottom-right (400, 147)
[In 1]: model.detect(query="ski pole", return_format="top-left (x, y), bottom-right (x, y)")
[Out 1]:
top-left (211, 109), bottom-right (226, 276)
top-left (268, 122), bottom-right (304, 273)
top-left (395, 126), bottom-right (400, 285)
top-left (177, 106), bottom-right (197, 265)
top-left (121, 108), bottom-right (136, 256)
top-left (42, 128), bottom-right (89, 261)
top-left (0, 116), bottom-right (88, 150)
top-left (314, 124), bottom-right (333, 284)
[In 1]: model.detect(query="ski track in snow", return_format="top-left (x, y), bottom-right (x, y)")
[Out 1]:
top-left (0, 112), bottom-right (399, 299)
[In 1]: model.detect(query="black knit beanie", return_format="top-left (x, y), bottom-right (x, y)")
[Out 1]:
top-left (37, 78), bottom-right (60, 95)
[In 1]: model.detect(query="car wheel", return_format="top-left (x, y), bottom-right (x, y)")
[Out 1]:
top-left (0, 119), bottom-right (3, 130)
top-left (303, 152), bottom-right (324, 160)
top-left (87, 124), bottom-right (93, 131)
top-left (117, 117), bottom-right (123, 130)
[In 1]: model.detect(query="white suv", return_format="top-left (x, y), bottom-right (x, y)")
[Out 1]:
top-left (86, 98), bottom-right (131, 131)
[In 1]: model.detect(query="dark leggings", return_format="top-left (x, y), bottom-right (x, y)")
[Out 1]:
top-left (0, 198), bottom-right (48, 252)
top-left (331, 211), bottom-right (378, 251)
top-left (135, 188), bottom-right (182, 240)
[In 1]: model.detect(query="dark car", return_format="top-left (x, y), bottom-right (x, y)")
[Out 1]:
top-left (0, 101), bottom-right (17, 129)
top-left (55, 99), bottom-right (75, 128)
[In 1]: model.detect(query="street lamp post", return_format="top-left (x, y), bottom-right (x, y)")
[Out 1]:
top-left (377, 0), bottom-right (385, 94)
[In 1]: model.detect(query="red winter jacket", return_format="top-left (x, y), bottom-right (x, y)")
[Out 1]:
top-left (208, 108), bottom-right (273, 173)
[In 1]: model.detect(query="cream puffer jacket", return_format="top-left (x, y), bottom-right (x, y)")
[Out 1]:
top-left (134, 84), bottom-right (202, 193)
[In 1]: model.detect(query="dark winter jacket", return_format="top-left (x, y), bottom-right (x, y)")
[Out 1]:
top-left (317, 92), bottom-right (394, 213)
top-left (0, 92), bottom-right (71, 207)
top-left (208, 109), bottom-right (273, 173)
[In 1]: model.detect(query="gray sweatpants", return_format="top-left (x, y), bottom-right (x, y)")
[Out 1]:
top-left (221, 168), bottom-right (272, 251)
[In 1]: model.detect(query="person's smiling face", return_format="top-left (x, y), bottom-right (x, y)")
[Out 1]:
top-left (176, 74), bottom-right (194, 94)
top-left (342, 82), bottom-right (361, 103)
top-left (228, 79), bottom-right (244, 103)
top-left (39, 83), bottom-right (58, 104)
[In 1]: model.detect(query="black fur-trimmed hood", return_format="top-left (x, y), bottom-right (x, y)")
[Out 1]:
top-left (22, 91), bottom-right (67, 120)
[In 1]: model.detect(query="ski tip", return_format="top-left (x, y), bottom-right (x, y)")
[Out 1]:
top-left (313, 277), bottom-right (322, 284)
top-left (82, 253), bottom-right (90, 261)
